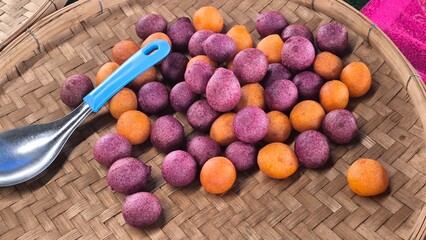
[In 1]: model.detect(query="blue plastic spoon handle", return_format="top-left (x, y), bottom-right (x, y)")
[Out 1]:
top-left (83, 40), bottom-right (170, 112)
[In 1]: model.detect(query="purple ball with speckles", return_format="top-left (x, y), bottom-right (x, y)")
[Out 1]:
top-left (293, 71), bottom-right (324, 100)
top-left (322, 109), bottom-right (358, 144)
top-left (188, 30), bottom-right (214, 56)
top-left (185, 60), bottom-right (215, 94)
top-left (265, 80), bottom-right (298, 112)
top-left (187, 135), bottom-right (221, 166)
top-left (187, 99), bottom-right (219, 132)
top-left (93, 133), bottom-right (132, 167)
top-left (151, 115), bottom-right (185, 153)
top-left (316, 22), bottom-right (348, 56)
top-left (162, 150), bottom-right (197, 187)
top-left (206, 68), bottom-right (241, 112)
top-left (225, 141), bottom-right (256, 171)
top-left (170, 82), bottom-right (198, 112)
top-left (233, 107), bottom-right (269, 143)
top-left (261, 63), bottom-right (293, 87)
top-left (60, 74), bottom-right (94, 108)
top-left (281, 36), bottom-right (315, 71)
top-left (233, 48), bottom-right (268, 84)
top-left (122, 192), bottom-right (161, 227)
top-left (294, 130), bottom-right (330, 168)
top-left (167, 17), bottom-right (195, 52)
top-left (135, 14), bottom-right (167, 40)
top-left (138, 82), bottom-right (168, 114)
top-left (256, 11), bottom-right (288, 38)
top-left (107, 157), bottom-right (151, 195)
top-left (203, 34), bottom-right (237, 63)
top-left (161, 52), bottom-right (189, 84)
top-left (281, 24), bottom-right (314, 42)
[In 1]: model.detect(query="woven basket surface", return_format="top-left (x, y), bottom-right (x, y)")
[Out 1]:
top-left (0, 0), bottom-right (425, 239)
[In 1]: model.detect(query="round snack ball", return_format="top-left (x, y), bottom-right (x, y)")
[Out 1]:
top-left (281, 24), bottom-right (314, 42)
top-left (167, 17), bottom-right (195, 52)
top-left (256, 34), bottom-right (284, 63)
top-left (340, 62), bottom-right (372, 97)
top-left (263, 111), bottom-right (291, 143)
top-left (210, 113), bottom-right (237, 146)
top-left (203, 34), bottom-right (237, 63)
top-left (161, 52), bottom-right (189, 84)
top-left (117, 110), bottom-right (151, 145)
top-left (322, 109), bottom-right (358, 144)
top-left (290, 100), bottom-right (325, 132)
top-left (187, 55), bottom-right (217, 69)
top-left (316, 22), bottom-right (348, 55)
top-left (170, 82), bottom-right (198, 112)
top-left (319, 80), bottom-right (349, 112)
top-left (60, 74), bottom-right (94, 108)
top-left (141, 32), bottom-right (172, 48)
top-left (200, 157), bottom-right (236, 194)
top-left (233, 48), bottom-right (268, 84)
top-left (235, 83), bottom-right (265, 111)
top-left (107, 157), bottom-right (151, 195)
top-left (122, 192), bottom-right (161, 227)
top-left (261, 63), bottom-right (293, 87)
top-left (109, 87), bottom-right (138, 119)
top-left (313, 52), bottom-right (343, 80)
top-left (185, 60), bottom-right (215, 94)
top-left (96, 62), bottom-right (119, 86)
top-left (94, 133), bottom-right (132, 167)
top-left (193, 6), bottom-right (224, 32)
top-left (135, 13), bottom-right (167, 40)
top-left (256, 11), bottom-right (288, 38)
top-left (265, 80), bottom-right (298, 112)
top-left (151, 115), bottom-right (185, 153)
top-left (130, 67), bottom-right (157, 91)
top-left (225, 141), bottom-right (256, 171)
top-left (226, 25), bottom-right (254, 53)
top-left (347, 158), bottom-right (389, 196)
top-left (206, 68), bottom-right (241, 112)
top-left (162, 150), bottom-right (197, 187)
top-left (281, 36), bottom-right (315, 71)
top-left (233, 107), bottom-right (269, 143)
top-left (187, 135), bottom-right (221, 166)
top-left (293, 71), bottom-right (324, 100)
top-left (112, 40), bottom-right (140, 65)
top-left (187, 99), bottom-right (219, 132)
top-left (188, 30), bottom-right (214, 56)
top-left (294, 130), bottom-right (330, 168)
top-left (258, 142), bottom-right (298, 179)
top-left (138, 82), bottom-right (169, 114)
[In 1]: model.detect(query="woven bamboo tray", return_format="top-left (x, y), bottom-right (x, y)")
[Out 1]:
top-left (0, 0), bottom-right (67, 51)
top-left (0, 0), bottom-right (425, 239)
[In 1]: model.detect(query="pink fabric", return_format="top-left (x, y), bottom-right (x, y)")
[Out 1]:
top-left (361, 0), bottom-right (426, 83)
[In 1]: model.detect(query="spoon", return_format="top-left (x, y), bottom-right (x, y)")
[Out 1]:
top-left (0, 40), bottom-right (171, 187)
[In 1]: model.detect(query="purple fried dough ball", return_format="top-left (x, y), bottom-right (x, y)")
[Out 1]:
top-left (187, 135), bottom-right (221, 166)
top-left (167, 17), bottom-right (195, 52)
top-left (233, 48), bottom-right (268, 84)
top-left (185, 60), bottom-right (215, 94)
top-left (265, 80), bottom-right (298, 112)
top-left (107, 157), bottom-right (151, 195)
top-left (261, 63), bottom-right (293, 87)
top-left (170, 82), bottom-right (198, 112)
top-left (60, 74), bottom-right (94, 108)
top-left (293, 71), bottom-right (324, 100)
top-left (281, 36), bottom-right (315, 71)
top-left (316, 22), bottom-right (348, 56)
top-left (233, 107), bottom-right (269, 143)
top-left (161, 52), bottom-right (189, 84)
top-left (122, 192), bottom-right (161, 227)
top-left (256, 11), bottom-right (288, 38)
top-left (225, 141), bottom-right (256, 171)
top-left (294, 130), bottom-right (330, 168)
top-left (187, 99), bottom-right (220, 132)
top-left (135, 14), bottom-right (167, 40)
top-left (94, 133), bottom-right (132, 167)
top-left (322, 109), bottom-right (358, 144)
top-left (162, 150), bottom-right (197, 187)
top-left (203, 34), bottom-right (237, 63)
top-left (151, 115), bottom-right (185, 153)
top-left (281, 24), bottom-right (314, 42)
top-left (188, 30), bottom-right (214, 56)
top-left (206, 68), bottom-right (241, 112)
top-left (138, 82), bottom-right (168, 114)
